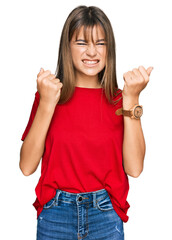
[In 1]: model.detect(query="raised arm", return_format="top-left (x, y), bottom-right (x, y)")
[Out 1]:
top-left (122, 66), bottom-right (153, 177)
top-left (19, 68), bottom-right (63, 176)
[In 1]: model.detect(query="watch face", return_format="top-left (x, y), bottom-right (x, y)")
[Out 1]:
top-left (134, 106), bottom-right (143, 118)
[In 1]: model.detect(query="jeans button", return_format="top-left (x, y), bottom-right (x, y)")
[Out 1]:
top-left (78, 196), bottom-right (83, 201)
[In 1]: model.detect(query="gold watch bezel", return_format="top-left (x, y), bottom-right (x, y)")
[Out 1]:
top-left (132, 105), bottom-right (143, 119)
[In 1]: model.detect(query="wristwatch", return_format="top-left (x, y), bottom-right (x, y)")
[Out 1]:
top-left (115, 104), bottom-right (143, 119)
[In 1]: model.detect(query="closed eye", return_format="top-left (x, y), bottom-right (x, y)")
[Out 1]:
top-left (96, 43), bottom-right (106, 45)
top-left (77, 43), bottom-right (106, 46)
top-left (76, 42), bottom-right (87, 45)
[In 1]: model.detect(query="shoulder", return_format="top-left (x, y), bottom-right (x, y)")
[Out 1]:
top-left (114, 88), bottom-right (123, 97)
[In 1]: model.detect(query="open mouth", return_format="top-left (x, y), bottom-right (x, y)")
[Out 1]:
top-left (82, 59), bottom-right (100, 65)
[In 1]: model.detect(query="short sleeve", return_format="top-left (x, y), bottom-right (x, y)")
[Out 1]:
top-left (113, 88), bottom-right (123, 108)
top-left (21, 91), bottom-right (40, 141)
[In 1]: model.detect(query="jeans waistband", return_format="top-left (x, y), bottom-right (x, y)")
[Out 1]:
top-left (54, 188), bottom-right (109, 208)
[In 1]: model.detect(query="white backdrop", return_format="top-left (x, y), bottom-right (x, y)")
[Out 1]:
top-left (1, 0), bottom-right (172, 239)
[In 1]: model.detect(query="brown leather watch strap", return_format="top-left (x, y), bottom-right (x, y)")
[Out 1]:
top-left (115, 107), bottom-right (131, 117)
top-left (115, 108), bottom-right (123, 116)
top-left (115, 105), bottom-right (143, 119)
top-left (122, 110), bottom-right (132, 117)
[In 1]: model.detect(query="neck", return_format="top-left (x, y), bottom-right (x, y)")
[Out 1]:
top-left (75, 72), bottom-right (101, 88)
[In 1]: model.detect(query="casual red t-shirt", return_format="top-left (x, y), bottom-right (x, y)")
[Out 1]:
top-left (21, 86), bottom-right (130, 222)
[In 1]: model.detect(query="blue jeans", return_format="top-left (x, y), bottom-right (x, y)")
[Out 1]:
top-left (36, 188), bottom-right (124, 240)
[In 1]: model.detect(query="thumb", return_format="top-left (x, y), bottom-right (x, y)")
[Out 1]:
top-left (147, 66), bottom-right (154, 76)
top-left (39, 67), bottom-right (44, 73)
top-left (37, 67), bottom-right (44, 78)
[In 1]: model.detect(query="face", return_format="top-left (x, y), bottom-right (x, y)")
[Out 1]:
top-left (70, 25), bottom-right (107, 80)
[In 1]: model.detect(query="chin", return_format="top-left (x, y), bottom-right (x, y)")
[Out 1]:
top-left (82, 69), bottom-right (103, 76)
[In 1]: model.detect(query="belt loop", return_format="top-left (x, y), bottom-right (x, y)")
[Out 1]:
top-left (93, 192), bottom-right (97, 208)
top-left (55, 189), bottom-right (61, 206)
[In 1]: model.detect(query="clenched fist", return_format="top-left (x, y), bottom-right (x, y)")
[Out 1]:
top-left (37, 68), bottom-right (63, 109)
top-left (122, 66), bottom-right (153, 98)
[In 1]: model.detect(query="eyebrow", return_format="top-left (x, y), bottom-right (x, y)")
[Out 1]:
top-left (75, 39), bottom-right (106, 42)
top-left (75, 39), bottom-right (86, 42)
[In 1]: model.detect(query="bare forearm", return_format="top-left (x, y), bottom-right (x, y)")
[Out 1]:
top-left (122, 96), bottom-right (146, 177)
top-left (19, 101), bottom-right (55, 176)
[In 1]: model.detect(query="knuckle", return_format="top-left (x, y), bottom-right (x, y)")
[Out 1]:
top-left (42, 78), bottom-right (48, 86)
top-left (45, 70), bottom-right (51, 76)
top-left (58, 82), bottom-right (63, 87)
top-left (132, 68), bottom-right (137, 72)
top-left (51, 74), bottom-right (56, 78)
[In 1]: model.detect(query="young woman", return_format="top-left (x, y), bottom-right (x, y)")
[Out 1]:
top-left (19, 5), bottom-right (153, 240)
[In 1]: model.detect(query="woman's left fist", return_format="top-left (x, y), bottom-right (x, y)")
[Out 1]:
top-left (122, 66), bottom-right (153, 98)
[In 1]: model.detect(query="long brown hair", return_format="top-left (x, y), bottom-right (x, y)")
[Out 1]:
top-left (55, 5), bottom-right (122, 105)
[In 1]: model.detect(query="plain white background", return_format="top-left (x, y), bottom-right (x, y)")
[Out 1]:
top-left (1, 0), bottom-right (172, 239)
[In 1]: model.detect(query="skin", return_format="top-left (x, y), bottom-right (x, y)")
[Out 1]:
top-left (70, 25), bottom-right (107, 88)
top-left (122, 66), bottom-right (153, 177)
top-left (19, 69), bottom-right (63, 175)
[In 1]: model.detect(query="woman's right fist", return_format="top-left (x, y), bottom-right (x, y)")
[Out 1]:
top-left (36, 68), bottom-right (63, 109)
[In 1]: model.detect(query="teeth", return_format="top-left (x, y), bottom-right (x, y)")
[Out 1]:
top-left (83, 60), bottom-right (99, 64)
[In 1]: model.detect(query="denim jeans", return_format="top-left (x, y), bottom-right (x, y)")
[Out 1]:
top-left (36, 188), bottom-right (124, 240)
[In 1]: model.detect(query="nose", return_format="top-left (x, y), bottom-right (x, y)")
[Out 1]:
top-left (86, 43), bottom-right (97, 57)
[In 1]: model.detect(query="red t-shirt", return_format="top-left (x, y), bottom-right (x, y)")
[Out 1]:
top-left (21, 86), bottom-right (130, 222)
